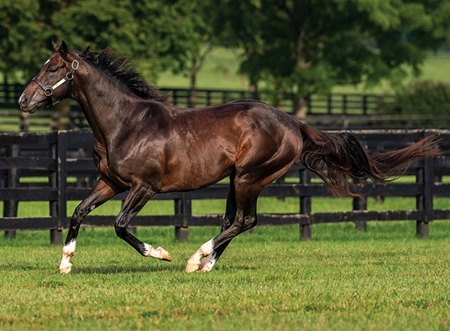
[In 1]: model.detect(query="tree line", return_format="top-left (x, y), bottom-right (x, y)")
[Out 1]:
top-left (1, 0), bottom-right (449, 115)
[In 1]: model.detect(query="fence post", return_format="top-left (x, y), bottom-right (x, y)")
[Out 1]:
top-left (342, 95), bottom-right (348, 115)
top-left (416, 149), bottom-right (433, 239)
top-left (299, 168), bottom-right (312, 241)
top-left (222, 91), bottom-right (227, 104)
top-left (172, 90), bottom-right (178, 106)
top-left (3, 144), bottom-right (19, 239)
top-left (362, 95), bottom-right (369, 115)
top-left (19, 111), bottom-right (29, 132)
top-left (306, 95), bottom-right (312, 114)
top-left (175, 192), bottom-right (191, 241)
top-left (49, 131), bottom-right (66, 245)
top-left (327, 95), bottom-right (332, 114)
top-left (188, 89), bottom-right (196, 108)
top-left (206, 90), bottom-right (212, 106)
top-left (353, 197), bottom-right (368, 231)
top-left (353, 180), bottom-right (368, 231)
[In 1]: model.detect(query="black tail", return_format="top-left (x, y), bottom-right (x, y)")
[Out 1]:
top-left (298, 123), bottom-right (440, 196)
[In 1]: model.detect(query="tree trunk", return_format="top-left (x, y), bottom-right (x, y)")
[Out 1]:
top-left (293, 95), bottom-right (308, 120)
top-left (249, 79), bottom-right (258, 100)
top-left (294, 27), bottom-right (309, 120)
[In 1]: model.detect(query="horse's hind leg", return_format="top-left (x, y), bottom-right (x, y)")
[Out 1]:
top-left (186, 178), bottom-right (260, 272)
top-left (114, 183), bottom-right (172, 262)
top-left (59, 178), bottom-right (118, 274)
top-left (186, 144), bottom-right (297, 272)
top-left (196, 173), bottom-right (238, 271)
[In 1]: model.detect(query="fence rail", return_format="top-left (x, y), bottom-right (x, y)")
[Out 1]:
top-left (2, 83), bottom-right (414, 132)
top-left (2, 83), bottom-right (395, 113)
top-left (1, 129), bottom-right (449, 244)
top-left (3, 83), bottom-right (450, 131)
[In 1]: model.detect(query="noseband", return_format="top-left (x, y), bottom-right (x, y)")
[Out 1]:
top-left (32, 60), bottom-right (79, 104)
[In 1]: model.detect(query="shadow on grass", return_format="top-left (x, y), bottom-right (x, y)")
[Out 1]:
top-left (0, 263), bottom-right (42, 271)
top-left (74, 263), bottom-right (180, 274)
top-left (74, 263), bottom-right (259, 274)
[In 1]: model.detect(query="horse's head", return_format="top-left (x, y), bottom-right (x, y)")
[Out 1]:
top-left (19, 41), bottom-right (79, 113)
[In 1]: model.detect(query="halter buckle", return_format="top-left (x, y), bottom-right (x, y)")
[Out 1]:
top-left (72, 60), bottom-right (79, 70)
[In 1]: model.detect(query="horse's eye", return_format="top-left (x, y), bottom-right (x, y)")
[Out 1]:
top-left (48, 66), bottom-right (58, 73)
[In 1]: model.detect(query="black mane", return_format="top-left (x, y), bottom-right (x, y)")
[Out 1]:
top-left (81, 48), bottom-right (168, 102)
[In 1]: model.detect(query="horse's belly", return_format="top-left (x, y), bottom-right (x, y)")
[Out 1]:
top-left (160, 152), bottom-right (234, 192)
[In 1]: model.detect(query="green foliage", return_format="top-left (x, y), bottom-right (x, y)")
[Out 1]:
top-left (1, 0), bottom-right (450, 100)
top-left (208, 0), bottom-right (450, 112)
top-left (385, 80), bottom-right (450, 115)
top-left (0, 0), bottom-right (49, 78)
top-left (0, 0), bottom-right (214, 82)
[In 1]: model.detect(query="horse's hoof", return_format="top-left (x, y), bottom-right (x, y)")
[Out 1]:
top-left (158, 247), bottom-right (172, 262)
top-left (199, 259), bottom-right (216, 272)
top-left (59, 263), bottom-right (72, 274)
top-left (185, 262), bottom-right (200, 273)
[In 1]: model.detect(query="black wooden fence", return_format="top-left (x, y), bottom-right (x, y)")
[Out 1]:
top-left (4, 83), bottom-right (450, 131)
top-left (2, 82), bottom-right (394, 114)
top-left (1, 129), bottom-right (449, 244)
top-left (2, 82), bottom-right (413, 132)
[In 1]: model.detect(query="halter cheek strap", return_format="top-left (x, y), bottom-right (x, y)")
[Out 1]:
top-left (32, 60), bottom-right (79, 102)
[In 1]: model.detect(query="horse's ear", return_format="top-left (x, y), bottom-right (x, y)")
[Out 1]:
top-left (58, 40), bottom-right (69, 56)
top-left (51, 39), bottom-right (59, 52)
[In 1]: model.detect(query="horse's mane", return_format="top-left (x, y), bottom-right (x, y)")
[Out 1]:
top-left (80, 48), bottom-right (168, 102)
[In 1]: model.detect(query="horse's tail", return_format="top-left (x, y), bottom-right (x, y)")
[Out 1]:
top-left (298, 122), bottom-right (440, 196)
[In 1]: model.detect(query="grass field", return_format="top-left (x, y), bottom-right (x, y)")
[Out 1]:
top-left (0, 222), bottom-right (448, 331)
top-left (155, 49), bottom-right (450, 92)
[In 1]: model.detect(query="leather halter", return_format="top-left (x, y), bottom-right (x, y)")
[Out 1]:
top-left (32, 60), bottom-right (79, 104)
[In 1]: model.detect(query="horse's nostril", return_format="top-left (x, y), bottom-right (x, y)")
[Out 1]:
top-left (19, 94), bottom-right (28, 108)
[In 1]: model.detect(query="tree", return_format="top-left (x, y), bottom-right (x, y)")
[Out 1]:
top-left (1, 0), bottom-right (216, 90)
top-left (209, 0), bottom-right (450, 117)
top-left (131, 0), bottom-right (216, 104)
top-left (0, 0), bottom-right (48, 82)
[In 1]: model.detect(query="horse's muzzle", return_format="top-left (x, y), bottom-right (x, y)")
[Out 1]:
top-left (18, 92), bottom-right (46, 113)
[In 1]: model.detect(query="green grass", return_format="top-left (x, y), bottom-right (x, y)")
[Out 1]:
top-left (1, 188), bottom-right (449, 330)
top-left (3, 196), bottom-right (449, 218)
top-left (0, 222), bottom-right (449, 331)
top-left (155, 47), bottom-right (248, 90)
top-left (154, 49), bottom-right (450, 92)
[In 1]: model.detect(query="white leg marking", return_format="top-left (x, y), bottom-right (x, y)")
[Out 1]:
top-left (186, 239), bottom-right (215, 273)
top-left (143, 243), bottom-right (172, 261)
top-left (200, 239), bottom-right (214, 256)
top-left (59, 240), bottom-right (76, 274)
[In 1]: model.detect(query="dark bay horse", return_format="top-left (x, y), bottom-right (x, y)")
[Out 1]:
top-left (19, 42), bottom-right (439, 274)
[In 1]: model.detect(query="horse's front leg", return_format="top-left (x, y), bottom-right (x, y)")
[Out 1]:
top-left (59, 178), bottom-right (119, 274)
top-left (114, 183), bottom-right (172, 261)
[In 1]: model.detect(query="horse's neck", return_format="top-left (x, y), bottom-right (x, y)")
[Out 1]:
top-left (72, 68), bottom-right (136, 142)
